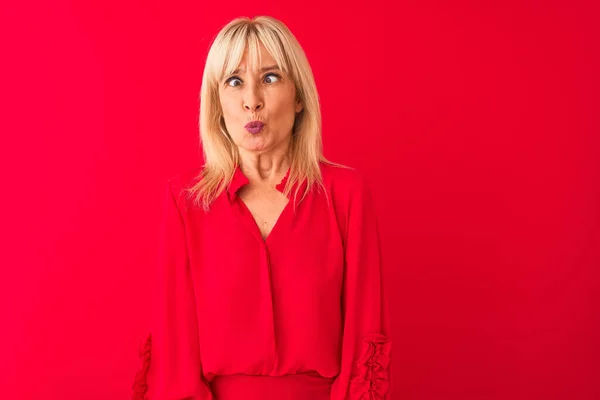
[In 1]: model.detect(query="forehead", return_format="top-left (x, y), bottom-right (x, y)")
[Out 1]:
top-left (236, 42), bottom-right (277, 72)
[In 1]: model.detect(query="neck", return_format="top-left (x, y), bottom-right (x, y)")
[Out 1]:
top-left (238, 142), bottom-right (292, 184)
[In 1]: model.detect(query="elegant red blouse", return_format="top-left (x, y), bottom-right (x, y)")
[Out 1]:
top-left (132, 161), bottom-right (391, 400)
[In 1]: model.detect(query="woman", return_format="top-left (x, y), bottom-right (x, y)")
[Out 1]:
top-left (132, 15), bottom-right (391, 400)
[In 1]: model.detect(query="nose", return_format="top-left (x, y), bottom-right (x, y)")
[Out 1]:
top-left (243, 84), bottom-right (264, 112)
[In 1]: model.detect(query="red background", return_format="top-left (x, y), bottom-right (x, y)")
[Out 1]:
top-left (1, 1), bottom-right (598, 399)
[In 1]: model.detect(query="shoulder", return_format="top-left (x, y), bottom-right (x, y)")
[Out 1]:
top-left (166, 165), bottom-right (202, 190)
top-left (319, 160), bottom-right (371, 201)
top-left (318, 162), bottom-right (378, 240)
top-left (164, 165), bottom-right (203, 208)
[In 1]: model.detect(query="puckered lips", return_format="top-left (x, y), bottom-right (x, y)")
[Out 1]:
top-left (245, 120), bottom-right (264, 134)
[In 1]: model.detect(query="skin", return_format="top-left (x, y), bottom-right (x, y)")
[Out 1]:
top-left (218, 42), bottom-right (304, 239)
top-left (218, 42), bottom-right (303, 186)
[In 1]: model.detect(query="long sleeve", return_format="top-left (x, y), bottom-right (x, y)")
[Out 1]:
top-left (133, 180), bottom-right (213, 400)
top-left (330, 175), bottom-right (392, 400)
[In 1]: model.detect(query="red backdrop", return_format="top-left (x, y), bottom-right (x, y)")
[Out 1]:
top-left (1, 1), bottom-right (598, 399)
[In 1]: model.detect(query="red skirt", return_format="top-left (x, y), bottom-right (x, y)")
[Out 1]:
top-left (209, 371), bottom-right (334, 400)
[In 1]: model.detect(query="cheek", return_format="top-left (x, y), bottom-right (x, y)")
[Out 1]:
top-left (219, 94), bottom-right (237, 117)
top-left (270, 91), bottom-right (297, 115)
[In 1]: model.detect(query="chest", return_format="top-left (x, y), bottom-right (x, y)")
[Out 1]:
top-left (190, 183), bottom-right (345, 304)
top-left (237, 184), bottom-right (290, 241)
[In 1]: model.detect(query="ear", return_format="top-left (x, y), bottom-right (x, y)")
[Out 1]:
top-left (295, 99), bottom-right (304, 114)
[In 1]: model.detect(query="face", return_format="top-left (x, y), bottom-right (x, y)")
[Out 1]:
top-left (218, 42), bottom-right (303, 155)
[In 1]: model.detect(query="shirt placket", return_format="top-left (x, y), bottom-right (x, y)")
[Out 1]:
top-left (233, 198), bottom-right (278, 373)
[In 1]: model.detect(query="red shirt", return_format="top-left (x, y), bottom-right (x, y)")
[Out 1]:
top-left (132, 161), bottom-right (391, 400)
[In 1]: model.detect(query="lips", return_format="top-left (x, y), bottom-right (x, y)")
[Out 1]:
top-left (245, 120), bottom-right (264, 134)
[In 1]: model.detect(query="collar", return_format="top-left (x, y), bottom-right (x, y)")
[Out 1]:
top-left (227, 164), bottom-right (292, 203)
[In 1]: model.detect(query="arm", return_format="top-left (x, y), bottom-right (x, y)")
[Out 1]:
top-left (330, 174), bottom-right (392, 400)
top-left (133, 180), bottom-right (213, 400)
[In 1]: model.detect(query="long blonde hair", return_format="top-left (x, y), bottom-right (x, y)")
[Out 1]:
top-left (185, 15), bottom-right (347, 211)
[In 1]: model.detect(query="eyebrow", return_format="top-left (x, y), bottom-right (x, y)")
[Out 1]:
top-left (230, 65), bottom-right (281, 75)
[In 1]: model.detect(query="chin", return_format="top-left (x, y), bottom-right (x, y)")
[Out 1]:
top-left (243, 135), bottom-right (270, 152)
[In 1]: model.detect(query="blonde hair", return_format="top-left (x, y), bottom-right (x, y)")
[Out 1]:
top-left (185, 15), bottom-right (347, 211)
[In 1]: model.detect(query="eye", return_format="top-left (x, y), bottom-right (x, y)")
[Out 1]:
top-left (224, 73), bottom-right (281, 88)
top-left (264, 73), bottom-right (281, 83)
top-left (225, 76), bottom-right (242, 87)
